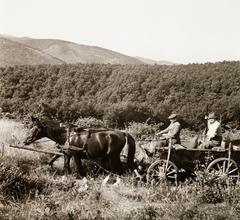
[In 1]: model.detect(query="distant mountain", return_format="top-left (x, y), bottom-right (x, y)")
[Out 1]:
top-left (0, 37), bottom-right (63, 67)
top-left (0, 36), bottom-right (143, 67)
top-left (0, 35), bottom-right (175, 67)
top-left (134, 56), bottom-right (176, 65)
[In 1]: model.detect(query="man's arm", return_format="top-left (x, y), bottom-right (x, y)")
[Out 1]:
top-left (164, 123), bottom-right (181, 139)
top-left (156, 126), bottom-right (170, 136)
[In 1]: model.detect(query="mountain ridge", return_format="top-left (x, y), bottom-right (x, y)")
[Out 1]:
top-left (0, 35), bottom-right (176, 67)
top-left (0, 37), bottom-right (64, 67)
top-left (134, 56), bottom-right (177, 65)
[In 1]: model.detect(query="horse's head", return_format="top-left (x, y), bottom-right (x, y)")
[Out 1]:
top-left (23, 116), bottom-right (51, 145)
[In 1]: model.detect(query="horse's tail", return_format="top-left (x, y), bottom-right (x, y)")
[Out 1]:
top-left (124, 133), bottom-right (136, 170)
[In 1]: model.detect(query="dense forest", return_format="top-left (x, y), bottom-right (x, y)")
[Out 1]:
top-left (0, 61), bottom-right (240, 130)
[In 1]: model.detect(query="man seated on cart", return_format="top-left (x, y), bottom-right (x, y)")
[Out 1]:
top-left (199, 112), bottom-right (222, 149)
top-left (156, 113), bottom-right (182, 147)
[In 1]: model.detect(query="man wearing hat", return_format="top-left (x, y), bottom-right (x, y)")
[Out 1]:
top-left (156, 113), bottom-right (182, 146)
top-left (201, 112), bottom-right (222, 149)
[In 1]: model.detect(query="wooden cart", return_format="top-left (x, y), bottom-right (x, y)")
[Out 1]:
top-left (146, 139), bottom-right (240, 185)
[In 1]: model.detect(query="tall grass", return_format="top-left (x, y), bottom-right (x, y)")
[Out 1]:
top-left (0, 119), bottom-right (240, 219)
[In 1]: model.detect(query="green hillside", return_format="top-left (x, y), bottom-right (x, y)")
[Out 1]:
top-left (0, 61), bottom-right (240, 129)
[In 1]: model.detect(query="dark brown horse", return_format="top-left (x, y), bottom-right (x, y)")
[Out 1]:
top-left (23, 116), bottom-right (136, 176)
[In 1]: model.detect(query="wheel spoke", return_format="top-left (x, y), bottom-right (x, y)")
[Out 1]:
top-left (226, 162), bottom-right (233, 173)
top-left (216, 163), bottom-right (222, 171)
top-left (222, 160), bottom-right (226, 173)
top-left (167, 175), bottom-right (177, 179)
top-left (228, 167), bottom-right (238, 175)
top-left (229, 175), bottom-right (239, 178)
top-left (147, 160), bottom-right (178, 184)
top-left (166, 165), bottom-right (174, 172)
top-left (166, 169), bottom-right (176, 176)
top-left (207, 158), bottom-right (239, 181)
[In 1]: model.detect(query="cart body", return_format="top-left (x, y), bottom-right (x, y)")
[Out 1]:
top-left (145, 141), bottom-right (240, 184)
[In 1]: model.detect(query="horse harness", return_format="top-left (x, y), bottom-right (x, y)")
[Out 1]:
top-left (59, 127), bottom-right (91, 152)
top-left (58, 127), bottom-right (120, 175)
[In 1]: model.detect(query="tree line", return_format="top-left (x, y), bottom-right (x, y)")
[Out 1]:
top-left (0, 61), bottom-right (240, 130)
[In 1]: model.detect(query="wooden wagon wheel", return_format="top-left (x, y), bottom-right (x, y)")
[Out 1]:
top-left (146, 159), bottom-right (179, 185)
top-left (207, 158), bottom-right (239, 180)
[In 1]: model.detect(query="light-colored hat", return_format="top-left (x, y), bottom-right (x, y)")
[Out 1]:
top-left (208, 113), bottom-right (217, 119)
top-left (168, 114), bottom-right (177, 119)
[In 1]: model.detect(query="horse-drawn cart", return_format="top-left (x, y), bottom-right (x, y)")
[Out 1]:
top-left (8, 116), bottom-right (240, 183)
top-left (9, 137), bottom-right (240, 184)
top-left (145, 139), bottom-right (240, 185)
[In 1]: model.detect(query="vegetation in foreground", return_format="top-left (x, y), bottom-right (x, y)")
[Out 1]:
top-left (1, 119), bottom-right (240, 219)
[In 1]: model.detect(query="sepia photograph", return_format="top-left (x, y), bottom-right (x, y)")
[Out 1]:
top-left (0, 0), bottom-right (240, 219)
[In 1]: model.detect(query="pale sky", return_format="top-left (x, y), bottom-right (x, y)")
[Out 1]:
top-left (1, 0), bottom-right (240, 64)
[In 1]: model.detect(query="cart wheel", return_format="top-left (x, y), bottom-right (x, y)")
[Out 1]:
top-left (207, 158), bottom-right (239, 180)
top-left (146, 159), bottom-right (179, 185)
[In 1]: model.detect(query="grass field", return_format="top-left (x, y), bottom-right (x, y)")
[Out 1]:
top-left (1, 119), bottom-right (240, 219)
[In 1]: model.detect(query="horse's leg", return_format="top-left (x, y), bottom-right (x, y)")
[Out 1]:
top-left (63, 155), bottom-right (72, 174)
top-left (48, 155), bottom-right (61, 168)
top-left (108, 153), bottom-right (123, 175)
top-left (47, 143), bottom-right (62, 168)
top-left (73, 156), bottom-right (86, 177)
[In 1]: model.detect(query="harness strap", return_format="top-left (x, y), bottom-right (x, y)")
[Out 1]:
top-left (83, 129), bottom-right (91, 150)
top-left (60, 144), bottom-right (85, 152)
top-left (63, 128), bottom-right (91, 152)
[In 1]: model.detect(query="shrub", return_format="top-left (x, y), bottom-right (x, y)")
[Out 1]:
top-left (125, 121), bottom-right (162, 140)
top-left (75, 116), bottom-right (105, 127)
top-left (0, 157), bottom-right (48, 200)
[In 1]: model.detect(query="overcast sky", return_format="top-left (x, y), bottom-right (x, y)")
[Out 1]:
top-left (1, 0), bottom-right (240, 64)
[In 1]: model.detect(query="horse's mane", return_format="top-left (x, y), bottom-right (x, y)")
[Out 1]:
top-left (39, 118), bottom-right (76, 129)
top-left (36, 124), bottom-right (66, 140)
top-left (40, 119), bottom-right (60, 127)
top-left (38, 118), bottom-right (111, 134)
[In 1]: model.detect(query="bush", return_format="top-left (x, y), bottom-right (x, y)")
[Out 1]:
top-left (125, 120), bottom-right (162, 140)
top-left (0, 157), bottom-right (48, 200)
top-left (75, 117), bottom-right (105, 127)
